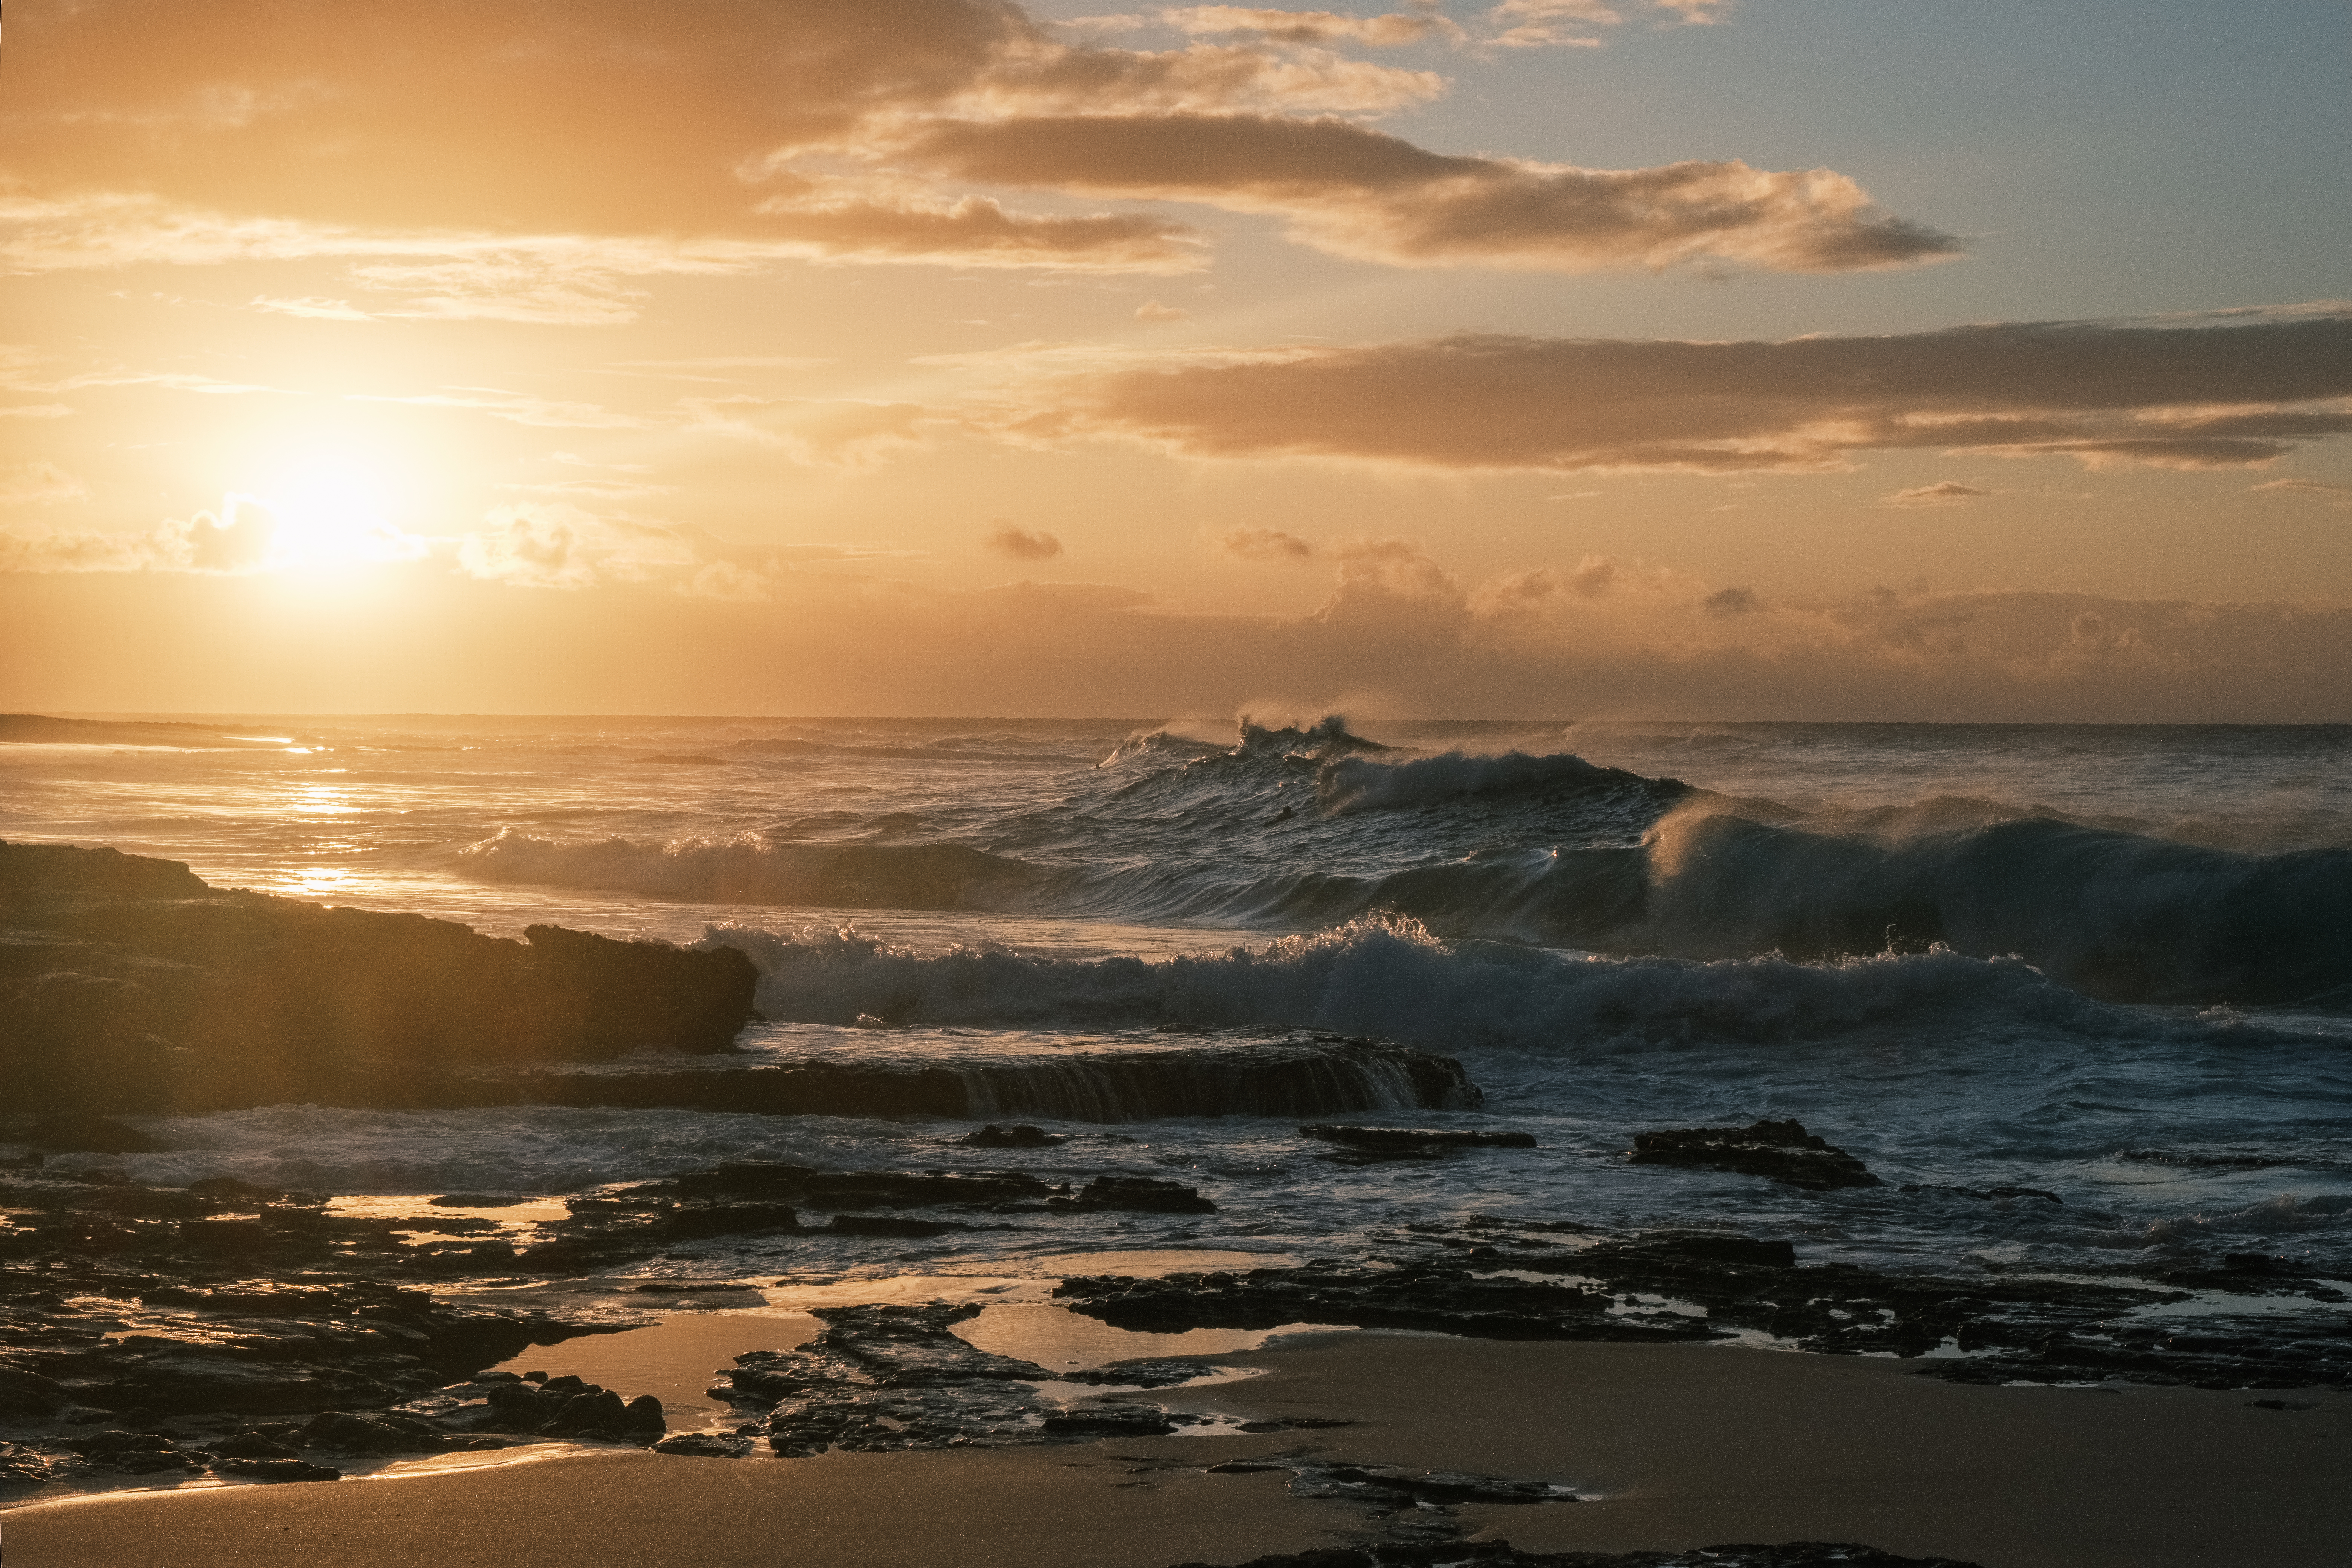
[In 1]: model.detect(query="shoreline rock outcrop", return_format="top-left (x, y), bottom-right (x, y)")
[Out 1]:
top-left (0, 840), bottom-right (760, 1116)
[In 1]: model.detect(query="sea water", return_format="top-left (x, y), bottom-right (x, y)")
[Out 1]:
top-left (4, 714), bottom-right (2347, 1285)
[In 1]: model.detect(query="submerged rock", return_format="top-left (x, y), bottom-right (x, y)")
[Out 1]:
top-left (963, 1124), bottom-right (1064, 1148)
top-left (652, 1432), bottom-right (750, 1458)
top-left (1626, 1119), bottom-right (1880, 1191)
top-left (1046, 1175), bottom-right (1216, 1214)
top-left (1301, 1125), bottom-right (1537, 1160)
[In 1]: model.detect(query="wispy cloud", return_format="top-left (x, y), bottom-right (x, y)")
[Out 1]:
top-left (981, 311), bottom-right (2352, 473)
top-left (1883, 481), bottom-right (1994, 507)
top-left (0, 0), bottom-right (1943, 281)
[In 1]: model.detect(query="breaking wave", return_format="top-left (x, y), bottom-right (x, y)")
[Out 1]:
top-left (448, 715), bottom-right (2352, 1006)
top-left (1644, 809), bottom-right (2352, 1004)
top-left (701, 916), bottom-right (2210, 1057)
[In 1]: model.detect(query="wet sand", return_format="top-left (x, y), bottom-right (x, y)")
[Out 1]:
top-left (8, 1337), bottom-right (2345, 1568)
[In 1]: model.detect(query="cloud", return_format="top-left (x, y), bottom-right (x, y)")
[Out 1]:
top-left (17, 527), bottom-right (2352, 721)
top-left (0, 495), bottom-right (284, 574)
top-left (248, 295), bottom-right (372, 320)
top-left (0, 0), bottom-right (1949, 280)
top-left (1482, 1), bottom-right (1622, 50)
top-left (1882, 481), bottom-right (1993, 507)
top-left (996, 311), bottom-right (2352, 473)
top-left (1205, 523), bottom-right (1314, 560)
top-left (680, 397), bottom-right (932, 467)
top-left (0, 461), bottom-right (86, 507)
top-left (2252, 478), bottom-right (2352, 508)
top-left (911, 114), bottom-right (1959, 274)
top-left (353, 388), bottom-right (651, 429)
top-left (1135, 300), bottom-right (1190, 320)
top-left (1702, 585), bottom-right (1762, 616)
top-left (1159, 8), bottom-right (1463, 46)
top-left (985, 523), bottom-right (1066, 559)
top-left (456, 504), bottom-right (699, 590)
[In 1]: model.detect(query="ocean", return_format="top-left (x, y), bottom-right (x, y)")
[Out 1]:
top-left (5, 714), bottom-right (2349, 1291)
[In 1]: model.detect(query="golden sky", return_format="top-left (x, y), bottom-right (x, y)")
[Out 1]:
top-left (3, 0), bottom-right (2349, 718)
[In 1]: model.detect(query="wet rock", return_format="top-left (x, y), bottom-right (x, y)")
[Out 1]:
top-left (1046, 1176), bottom-right (1216, 1214)
top-left (543, 1389), bottom-right (629, 1438)
top-left (632, 1281), bottom-right (763, 1294)
top-left (1039, 1406), bottom-right (1177, 1436)
top-left (20, 1114), bottom-right (156, 1154)
top-left (1054, 1266), bottom-right (1655, 1343)
top-left (1168, 1543), bottom-right (1984, 1567)
top-left (212, 1431), bottom-right (303, 1459)
top-left (66, 1430), bottom-right (202, 1473)
top-left (300, 1410), bottom-right (446, 1455)
top-left (1, 1439), bottom-right (55, 1486)
top-left (623, 1394), bottom-right (666, 1435)
top-left (827, 1214), bottom-right (965, 1237)
top-left (1280, 1461), bottom-right (1563, 1507)
top-left (653, 1432), bottom-right (750, 1458)
top-left (476, 1030), bottom-right (1480, 1123)
top-left (0, 1365), bottom-right (68, 1417)
top-left (486, 1381), bottom-right (555, 1429)
top-left (964, 1124), bottom-right (1064, 1148)
top-left (1057, 1228), bottom-right (2352, 1392)
top-left (714, 1302), bottom-right (1201, 1457)
top-left (1627, 1119), bottom-right (1879, 1191)
top-left (211, 1455), bottom-right (340, 1482)
top-left (1301, 1125), bottom-right (1537, 1159)
top-left (429, 1193), bottom-right (529, 1208)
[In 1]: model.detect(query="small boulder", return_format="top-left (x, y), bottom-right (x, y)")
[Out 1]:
top-left (622, 1395), bottom-right (666, 1436)
top-left (24, 1114), bottom-right (156, 1154)
top-left (543, 1389), bottom-right (629, 1438)
top-left (1626, 1118), bottom-right (1879, 1191)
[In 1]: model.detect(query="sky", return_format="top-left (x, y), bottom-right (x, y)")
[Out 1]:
top-left (2, 0), bottom-right (2349, 720)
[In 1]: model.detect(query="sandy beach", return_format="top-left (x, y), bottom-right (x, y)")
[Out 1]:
top-left (9, 1334), bottom-right (2345, 1568)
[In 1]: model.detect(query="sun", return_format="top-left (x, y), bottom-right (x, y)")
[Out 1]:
top-left (249, 447), bottom-right (429, 575)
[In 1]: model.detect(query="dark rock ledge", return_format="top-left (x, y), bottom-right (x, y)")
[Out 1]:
top-left (1050, 1227), bottom-right (2352, 1390)
top-left (1170, 1545), bottom-right (1982, 1568)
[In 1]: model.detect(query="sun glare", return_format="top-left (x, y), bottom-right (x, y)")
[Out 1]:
top-left (250, 447), bottom-right (429, 576)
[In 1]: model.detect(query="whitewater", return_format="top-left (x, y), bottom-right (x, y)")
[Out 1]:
top-left (4, 713), bottom-right (2348, 1283)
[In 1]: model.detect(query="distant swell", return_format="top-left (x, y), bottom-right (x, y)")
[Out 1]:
top-left (458, 829), bottom-right (1040, 910)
